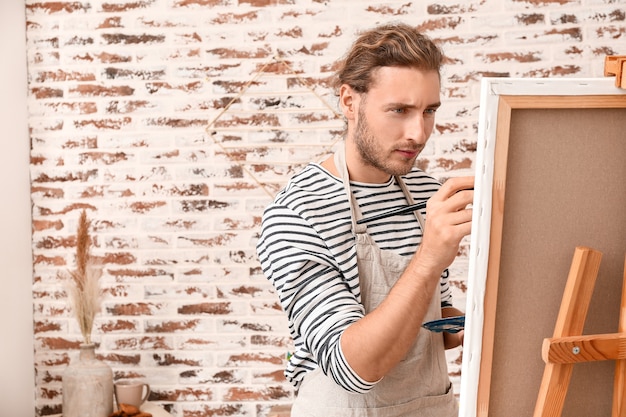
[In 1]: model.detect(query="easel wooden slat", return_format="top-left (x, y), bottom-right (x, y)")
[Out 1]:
top-left (543, 333), bottom-right (626, 364)
top-left (605, 56), bottom-right (626, 89)
top-left (533, 246), bottom-right (603, 417)
top-left (552, 247), bottom-right (603, 337)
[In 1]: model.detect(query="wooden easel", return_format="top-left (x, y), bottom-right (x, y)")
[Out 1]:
top-left (534, 246), bottom-right (626, 417)
top-left (605, 55), bottom-right (626, 89)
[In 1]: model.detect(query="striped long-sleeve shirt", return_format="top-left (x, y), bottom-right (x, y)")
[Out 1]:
top-left (256, 162), bottom-right (453, 393)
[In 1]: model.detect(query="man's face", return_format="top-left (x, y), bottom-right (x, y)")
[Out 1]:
top-left (348, 66), bottom-right (441, 183)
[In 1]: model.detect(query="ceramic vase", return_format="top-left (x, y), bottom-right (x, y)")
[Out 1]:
top-left (62, 343), bottom-right (113, 417)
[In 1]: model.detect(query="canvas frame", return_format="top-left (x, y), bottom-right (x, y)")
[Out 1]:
top-left (459, 77), bottom-right (626, 417)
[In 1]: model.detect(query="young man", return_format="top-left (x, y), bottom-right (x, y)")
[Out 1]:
top-left (256, 23), bottom-right (474, 416)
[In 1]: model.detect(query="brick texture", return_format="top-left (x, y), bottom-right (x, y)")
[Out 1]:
top-left (25, 0), bottom-right (625, 416)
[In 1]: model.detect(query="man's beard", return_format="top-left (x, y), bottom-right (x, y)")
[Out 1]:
top-left (353, 109), bottom-right (418, 178)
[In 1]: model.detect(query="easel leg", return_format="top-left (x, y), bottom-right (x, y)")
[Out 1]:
top-left (612, 255), bottom-right (626, 417)
top-left (534, 363), bottom-right (574, 416)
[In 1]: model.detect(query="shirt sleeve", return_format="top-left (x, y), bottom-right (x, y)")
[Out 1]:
top-left (257, 203), bottom-right (377, 393)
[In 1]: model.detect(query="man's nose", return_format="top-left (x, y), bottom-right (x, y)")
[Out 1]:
top-left (407, 115), bottom-right (428, 143)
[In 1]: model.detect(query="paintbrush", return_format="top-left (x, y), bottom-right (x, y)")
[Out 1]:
top-left (356, 200), bottom-right (428, 224)
top-left (356, 187), bottom-right (474, 225)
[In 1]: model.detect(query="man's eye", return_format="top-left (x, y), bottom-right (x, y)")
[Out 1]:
top-left (392, 108), bottom-right (406, 114)
top-left (424, 108), bottom-right (438, 115)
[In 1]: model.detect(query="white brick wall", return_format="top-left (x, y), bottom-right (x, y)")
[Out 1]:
top-left (24, 0), bottom-right (625, 415)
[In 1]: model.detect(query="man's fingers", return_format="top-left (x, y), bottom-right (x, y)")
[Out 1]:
top-left (440, 176), bottom-right (474, 198)
top-left (428, 177), bottom-right (474, 211)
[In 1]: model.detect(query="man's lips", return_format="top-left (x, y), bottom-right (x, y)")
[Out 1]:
top-left (395, 149), bottom-right (420, 158)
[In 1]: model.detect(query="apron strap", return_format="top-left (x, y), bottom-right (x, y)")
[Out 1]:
top-left (395, 175), bottom-right (426, 233)
top-left (334, 145), bottom-right (367, 234)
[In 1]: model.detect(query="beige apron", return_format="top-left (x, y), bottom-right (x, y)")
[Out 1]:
top-left (290, 147), bottom-right (457, 417)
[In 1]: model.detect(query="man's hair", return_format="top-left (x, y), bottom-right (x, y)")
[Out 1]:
top-left (333, 23), bottom-right (443, 94)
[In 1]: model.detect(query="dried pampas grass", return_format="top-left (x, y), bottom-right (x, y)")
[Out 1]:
top-left (63, 210), bottom-right (103, 345)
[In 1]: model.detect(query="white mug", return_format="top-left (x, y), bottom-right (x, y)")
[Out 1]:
top-left (114, 380), bottom-right (150, 408)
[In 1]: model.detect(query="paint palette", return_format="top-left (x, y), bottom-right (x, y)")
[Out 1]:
top-left (422, 315), bottom-right (465, 333)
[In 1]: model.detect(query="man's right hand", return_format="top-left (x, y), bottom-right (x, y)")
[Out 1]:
top-left (415, 175), bottom-right (474, 276)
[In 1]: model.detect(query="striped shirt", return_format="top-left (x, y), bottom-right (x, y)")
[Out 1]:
top-left (256, 162), bottom-right (452, 393)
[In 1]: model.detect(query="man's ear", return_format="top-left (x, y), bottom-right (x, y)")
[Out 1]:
top-left (339, 84), bottom-right (358, 120)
